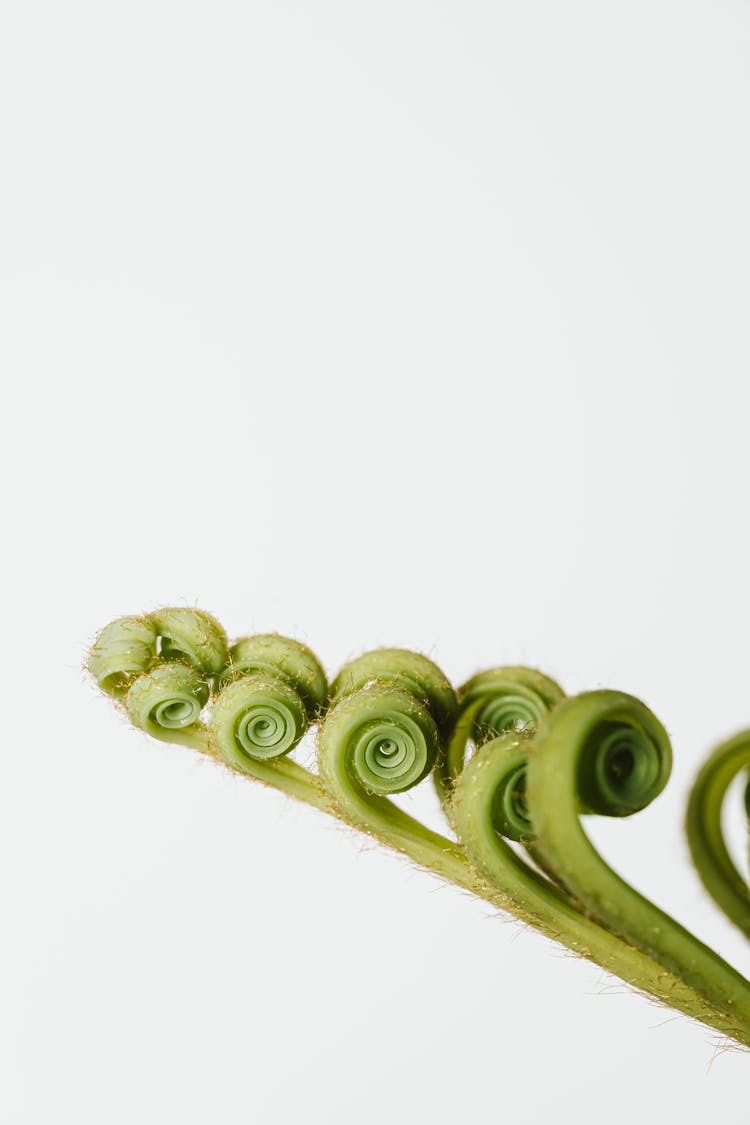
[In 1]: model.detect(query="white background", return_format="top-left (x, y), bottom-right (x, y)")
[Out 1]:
top-left (3, 2), bottom-right (750, 1121)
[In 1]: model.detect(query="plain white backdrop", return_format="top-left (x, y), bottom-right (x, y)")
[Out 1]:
top-left (3, 2), bottom-right (750, 1121)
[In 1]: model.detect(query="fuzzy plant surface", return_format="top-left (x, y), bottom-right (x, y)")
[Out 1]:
top-left (88, 608), bottom-right (750, 1048)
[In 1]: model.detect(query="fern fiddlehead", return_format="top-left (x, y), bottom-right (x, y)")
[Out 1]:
top-left (126, 662), bottom-right (211, 747)
top-left (88, 615), bottom-right (158, 697)
top-left (148, 607), bottom-right (229, 676)
top-left (318, 649), bottom-right (469, 883)
top-left (433, 665), bottom-right (565, 816)
top-left (87, 608), bottom-right (750, 1048)
top-left (210, 634), bottom-right (332, 813)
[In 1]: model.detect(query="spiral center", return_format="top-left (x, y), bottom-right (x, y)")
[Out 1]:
top-left (608, 744), bottom-right (635, 784)
top-left (491, 762), bottom-right (534, 841)
top-left (349, 714), bottom-right (433, 795)
top-left (233, 698), bottom-right (301, 760)
top-left (152, 695), bottom-right (200, 729)
top-left (580, 719), bottom-right (666, 817)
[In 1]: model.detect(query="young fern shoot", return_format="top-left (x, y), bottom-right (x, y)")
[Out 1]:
top-left (87, 607), bottom-right (750, 1049)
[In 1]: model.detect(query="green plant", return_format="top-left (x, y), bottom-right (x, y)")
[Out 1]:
top-left (88, 607), bottom-right (750, 1047)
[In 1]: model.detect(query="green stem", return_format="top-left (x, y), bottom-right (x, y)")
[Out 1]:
top-left (686, 730), bottom-right (750, 939)
top-left (142, 717), bottom-right (337, 815)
